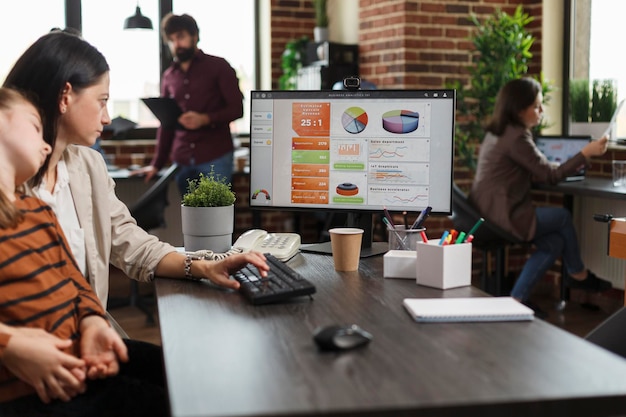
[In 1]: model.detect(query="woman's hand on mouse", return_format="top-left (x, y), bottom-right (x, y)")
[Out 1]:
top-left (195, 252), bottom-right (269, 290)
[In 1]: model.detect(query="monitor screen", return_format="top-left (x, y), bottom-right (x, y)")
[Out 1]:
top-left (248, 89), bottom-right (456, 255)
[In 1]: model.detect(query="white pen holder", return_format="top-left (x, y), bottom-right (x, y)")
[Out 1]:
top-left (415, 240), bottom-right (472, 289)
top-left (384, 250), bottom-right (417, 279)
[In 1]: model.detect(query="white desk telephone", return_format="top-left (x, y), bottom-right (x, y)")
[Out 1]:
top-left (232, 229), bottom-right (301, 261)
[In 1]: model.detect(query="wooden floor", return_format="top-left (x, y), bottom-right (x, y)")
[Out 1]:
top-left (107, 267), bottom-right (623, 346)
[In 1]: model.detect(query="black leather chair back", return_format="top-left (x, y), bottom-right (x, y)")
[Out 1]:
top-left (451, 183), bottom-right (524, 247)
top-left (130, 163), bottom-right (179, 231)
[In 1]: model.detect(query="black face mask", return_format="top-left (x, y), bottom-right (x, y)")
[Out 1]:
top-left (175, 47), bottom-right (195, 63)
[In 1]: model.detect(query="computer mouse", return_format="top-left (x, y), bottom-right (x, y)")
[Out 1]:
top-left (312, 324), bottom-right (373, 351)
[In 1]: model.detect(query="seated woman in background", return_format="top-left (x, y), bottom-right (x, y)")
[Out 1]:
top-left (469, 77), bottom-right (612, 306)
top-left (0, 87), bottom-right (167, 416)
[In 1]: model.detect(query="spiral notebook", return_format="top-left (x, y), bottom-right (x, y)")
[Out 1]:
top-left (402, 297), bottom-right (534, 323)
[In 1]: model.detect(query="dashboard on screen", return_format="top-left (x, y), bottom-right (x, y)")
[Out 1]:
top-left (249, 89), bottom-right (455, 215)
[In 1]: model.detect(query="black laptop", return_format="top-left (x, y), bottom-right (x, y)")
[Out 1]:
top-left (535, 135), bottom-right (591, 181)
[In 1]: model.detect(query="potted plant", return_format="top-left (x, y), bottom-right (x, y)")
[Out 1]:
top-left (279, 35), bottom-right (308, 90)
top-left (181, 168), bottom-right (236, 252)
top-left (313, 0), bottom-right (329, 42)
top-left (570, 78), bottom-right (617, 138)
top-left (591, 79), bottom-right (617, 122)
top-left (448, 5), bottom-right (552, 172)
top-left (569, 78), bottom-right (590, 123)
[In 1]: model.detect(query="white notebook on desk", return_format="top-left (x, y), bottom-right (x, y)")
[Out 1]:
top-left (403, 297), bottom-right (534, 323)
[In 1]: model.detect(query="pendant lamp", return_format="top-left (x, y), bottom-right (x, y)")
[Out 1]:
top-left (124, 5), bottom-right (153, 30)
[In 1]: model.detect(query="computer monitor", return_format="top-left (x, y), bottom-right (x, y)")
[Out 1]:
top-left (249, 89), bottom-right (456, 256)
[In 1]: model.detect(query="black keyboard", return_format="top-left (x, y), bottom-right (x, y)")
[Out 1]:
top-left (232, 254), bottom-right (316, 305)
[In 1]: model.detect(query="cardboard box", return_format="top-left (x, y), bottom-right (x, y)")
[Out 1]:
top-left (415, 241), bottom-right (472, 289)
top-left (383, 250), bottom-right (417, 279)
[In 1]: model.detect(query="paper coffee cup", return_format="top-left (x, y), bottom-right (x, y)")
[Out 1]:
top-left (329, 228), bottom-right (364, 271)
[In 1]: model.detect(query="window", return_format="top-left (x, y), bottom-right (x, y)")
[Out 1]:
top-left (1, 1), bottom-right (256, 134)
top-left (0, 1), bottom-right (65, 82)
top-left (82, 2), bottom-right (161, 126)
top-left (588, 0), bottom-right (626, 105)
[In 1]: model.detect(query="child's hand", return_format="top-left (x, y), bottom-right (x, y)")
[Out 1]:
top-left (79, 316), bottom-right (128, 379)
top-left (3, 333), bottom-right (86, 403)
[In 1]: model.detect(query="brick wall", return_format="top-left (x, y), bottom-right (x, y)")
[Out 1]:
top-left (357, 0), bottom-right (542, 89)
top-left (271, 1), bottom-right (543, 90)
top-left (270, 0), bottom-right (316, 90)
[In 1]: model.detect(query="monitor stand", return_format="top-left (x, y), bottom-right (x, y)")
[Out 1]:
top-left (300, 213), bottom-right (388, 258)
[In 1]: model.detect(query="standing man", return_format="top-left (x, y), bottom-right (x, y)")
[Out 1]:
top-left (145, 13), bottom-right (243, 195)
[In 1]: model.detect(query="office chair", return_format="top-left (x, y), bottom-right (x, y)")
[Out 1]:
top-left (451, 183), bottom-right (527, 296)
top-left (108, 163), bottom-right (179, 324)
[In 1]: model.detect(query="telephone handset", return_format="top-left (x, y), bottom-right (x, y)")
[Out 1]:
top-left (232, 229), bottom-right (301, 261)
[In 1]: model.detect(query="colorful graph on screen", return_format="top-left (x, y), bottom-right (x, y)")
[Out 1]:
top-left (382, 110), bottom-right (420, 134)
top-left (342, 107), bottom-right (368, 134)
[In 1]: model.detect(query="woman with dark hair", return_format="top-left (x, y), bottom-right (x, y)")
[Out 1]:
top-left (3, 30), bottom-right (267, 311)
top-left (2, 29), bottom-right (268, 413)
top-left (469, 77), bottom-right (611, 306)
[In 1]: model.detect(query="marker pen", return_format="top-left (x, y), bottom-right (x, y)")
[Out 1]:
top-left (438, 230), bottom-right (449, 245)
top-left (420, 230), bottom-right (429, 243)
top-left (455, 231), bottom-right (466, 244)
top-left (467, 218), bottom-right (485, 237)
top-left (383, 206), bottom-right (396, 228)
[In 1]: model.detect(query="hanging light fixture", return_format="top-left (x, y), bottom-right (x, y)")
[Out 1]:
top-left (124, 4), bottom-right (153, 30)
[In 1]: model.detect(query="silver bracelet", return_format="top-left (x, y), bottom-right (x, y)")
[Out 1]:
top-left (184, 254), bottom-right (194, 279)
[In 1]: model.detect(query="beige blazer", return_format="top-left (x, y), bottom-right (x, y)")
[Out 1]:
top-left (64, 145), bottom-right (176, 307)
top-left (469, 125), bottom-right (588, 241)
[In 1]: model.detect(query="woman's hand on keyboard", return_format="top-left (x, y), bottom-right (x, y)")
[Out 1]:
top-left (200, 251), bottom-right (269, 290)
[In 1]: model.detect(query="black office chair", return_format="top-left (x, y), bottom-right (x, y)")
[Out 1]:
top-left (108, 163), bottom-right (179, 324)
top-left (451, 183), bottom-right (527, 296)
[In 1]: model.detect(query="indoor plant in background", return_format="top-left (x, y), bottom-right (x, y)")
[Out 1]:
top-left (570, 78), bottom-right (617, 138)
top-left (313, 0), bottom-right (329, 42)
top-left (279, 35), bottom-right (308, 90)
top-left (449, 5), bottom-right (552, 172)
top-left (181, 168), bottom-right (236, 252)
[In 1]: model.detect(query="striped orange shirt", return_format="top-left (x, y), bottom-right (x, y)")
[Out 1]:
top-left (0, 194), bottom-right (106, 402)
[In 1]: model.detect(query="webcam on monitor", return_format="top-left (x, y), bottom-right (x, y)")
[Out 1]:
top-left (343, 76), bottom-right (361, 91)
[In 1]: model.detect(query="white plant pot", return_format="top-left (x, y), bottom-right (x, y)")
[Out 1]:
top-left (314, 26), bottom-right (329, 43)
top-left (181, 205), bottom-right (234, 252)
top-left (570, 122), bottom-right (610, 139)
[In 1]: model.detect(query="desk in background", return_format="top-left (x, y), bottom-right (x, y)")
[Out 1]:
top-left (109, 168), bottom-right (184, 247)
top-left (156, 253), bottom-right (626, 417)
top-left (536, 176), bottom-right (626, 300)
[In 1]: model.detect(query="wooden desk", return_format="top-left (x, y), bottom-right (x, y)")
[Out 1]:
top-left (156, 253), bottom-right (626, 417)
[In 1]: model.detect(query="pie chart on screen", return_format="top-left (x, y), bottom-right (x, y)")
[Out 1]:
top-left (382, 110), bottom-right (420, 134)
top-left (342, 107), bottom-right (368, 134)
